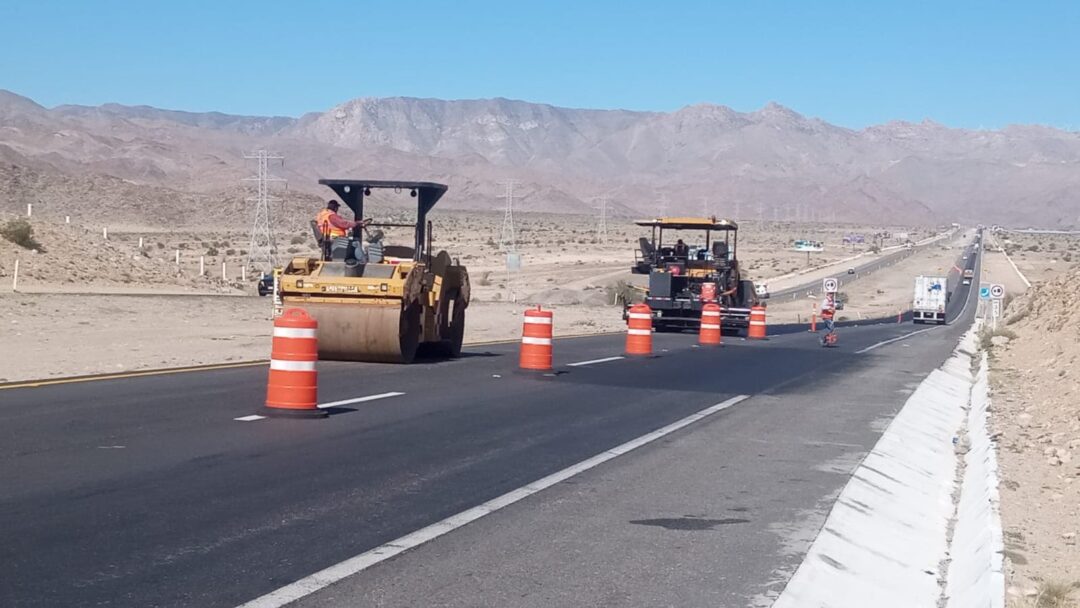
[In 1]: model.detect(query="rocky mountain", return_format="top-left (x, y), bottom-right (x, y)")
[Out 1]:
top-left (2, 88), bottom-right (1079, 227)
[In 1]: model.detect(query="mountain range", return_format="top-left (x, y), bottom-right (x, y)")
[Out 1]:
top-left (2, 88), bottom-right (1079, 227)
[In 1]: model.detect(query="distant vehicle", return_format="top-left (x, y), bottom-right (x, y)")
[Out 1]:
top-left (962, 268), bottom-right (974, 285)
top-left (847, 267), bottom-right (855, 274)
top-left (256, 273), bottom-right (273, 296)
top-left (913, 275), bottom-right (948, 325)
top-left (962, 255), bottom-right (968, 260)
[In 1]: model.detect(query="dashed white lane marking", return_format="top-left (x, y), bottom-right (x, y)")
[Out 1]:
top-left (566, 356), bottom-right (625, 367)
top-left (856, 327), bottom-right (940, 354)
top-left (317, 391), bottom-right (405, 409)
top-left (234, 415), bottom-right (266, 422)
top-left (235, 393), bottom-right (752, 608)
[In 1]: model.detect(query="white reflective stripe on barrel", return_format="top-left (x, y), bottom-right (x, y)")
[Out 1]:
top-left (701, 311), bottom-right (721, 317)
top-left (273, 327), bottom-right (318, 339)
top-left (523, 316), bottom-right (553, 325)
top-left (627, 329), bottom-right (652, 336)
top-left (627, 313), bottom-right (652, 320)
top-left (700, 323), bottom-right (721, 330)
top-left (521, 336), bottom-right (553, 345)
top-left (750, 321), bottom-right (766, 326)
top-left (270, 359), bottom-right (317, 372)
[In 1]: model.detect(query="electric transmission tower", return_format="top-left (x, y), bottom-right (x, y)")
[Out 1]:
top-left (701, 197), bottom-right (710, 218)
top-left (498, 180), bottom-right (520, 252)
top-left (243, 150), bottom-right (286, 274)
top-left (596, 197), bottom-right (609, 242)
top-left (658, 193), bottom-right (669, 218)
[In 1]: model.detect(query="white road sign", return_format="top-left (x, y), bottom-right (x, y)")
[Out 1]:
top-left (822, 277), bottom-right (839, 293)
top-left (991, 298), bottom-right (1002, 318)
top-left (990, 283), bottom-right (1005, 299)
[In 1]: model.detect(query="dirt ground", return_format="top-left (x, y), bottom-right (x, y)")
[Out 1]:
top-left (978, 233), bottom-right (1080, 606)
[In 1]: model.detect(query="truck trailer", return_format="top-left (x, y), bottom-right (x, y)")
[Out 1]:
top-left (912, 275), bottom-right (948, 324)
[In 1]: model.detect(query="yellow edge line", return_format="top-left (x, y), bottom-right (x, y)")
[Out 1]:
top-left (0, 331), bottom-right (627, 390)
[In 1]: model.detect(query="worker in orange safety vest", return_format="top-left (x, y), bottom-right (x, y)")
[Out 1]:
top-left (315, 200), bottom-right (366, 239)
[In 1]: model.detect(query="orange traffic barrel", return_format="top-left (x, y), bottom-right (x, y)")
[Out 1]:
top-left (748, 305), bottom-right (767, 340)
top-left (701, 283), bottom-right (717, 302)
top-left (520, 306), bottom-right (553, 371)
top-left (262, 307), bottom-right (326, 418)
top-left (699, 303), bottom-right (722, 346)
top-left (625, 303), bottom-right (653, 355)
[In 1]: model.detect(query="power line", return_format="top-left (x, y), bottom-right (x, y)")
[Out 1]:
top-left (242, 150), bottom-right (285, 274)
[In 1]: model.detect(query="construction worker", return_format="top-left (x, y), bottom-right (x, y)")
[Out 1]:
top-left (820, 292), bottom-right (837, 336)
top-left (315, 200), bottom-right (363, 239)
top-left (673, 239), bottom-right (689, 259)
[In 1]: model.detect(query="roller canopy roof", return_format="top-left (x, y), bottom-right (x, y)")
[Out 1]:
top-left (634, 217), bottom-right (739, 230)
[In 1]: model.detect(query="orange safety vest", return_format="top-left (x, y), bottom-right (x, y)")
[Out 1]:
top-left (315, 208), bottom-right (347, 239)
top-left (821, 299), bottom-right (835, 320)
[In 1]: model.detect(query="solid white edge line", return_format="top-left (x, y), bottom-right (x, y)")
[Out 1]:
top-left (235, 394), bottom-right (751, 608)
top-left (566, 356), bottom-right (625, 367)
top-left (234, 415), bottom-right (266, 422)
top-left (318, 392), bottom-right (405, 409)
top-left (855, 326), bottom-right (939, 354)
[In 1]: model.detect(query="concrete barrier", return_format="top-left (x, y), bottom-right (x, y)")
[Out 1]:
top-left (773, 328), bottom-right (978, 608)
top-left (945, 352), bottom-right (1005, 608)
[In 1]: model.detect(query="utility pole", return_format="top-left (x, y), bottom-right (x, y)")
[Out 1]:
top-left (701, 197), bottom-right (710, 218)
top-left (757, 201), bottom-right (765, 222)
top-left (658, 194), bottom-right (668, 218)
top-left (243, 150), bottom-right (285, 275)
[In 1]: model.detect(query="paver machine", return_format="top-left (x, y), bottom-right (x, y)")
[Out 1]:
top-left (275, 180), bottom-right (469, 363)
top-left (627, 217), bottom-right (759, 333)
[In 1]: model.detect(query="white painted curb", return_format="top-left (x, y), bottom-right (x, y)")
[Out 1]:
top-left (944, 352), bottom-right (1005, 608)
top-left (773, 325), bottom-right (981, 608)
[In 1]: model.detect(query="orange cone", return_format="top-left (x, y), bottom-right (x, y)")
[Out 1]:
top-left (520, 306), bottom-right (553, 371)
top-left (262, 307), bottom-right (326, 418)
top-left (748, 305), bottom-right (767, 340)
top-left (625, 303), bottom-right (653, 355)
top-left (699, 303), bottom-right (722, 346)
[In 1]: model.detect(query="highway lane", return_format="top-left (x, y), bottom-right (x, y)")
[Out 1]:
top-left (0, 239), bottom-right (978, 608)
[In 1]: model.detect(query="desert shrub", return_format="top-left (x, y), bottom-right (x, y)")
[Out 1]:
top-left (1027, 244), bottom-right (1040, 252)
top-left (476, 271), bottom-right (492, 286)
top-left (1, 218), bottom-right (43, 251)
top-left (290, 235), bottom-right (306, 245)
top-left (286, 247), bottom-right (300, 254)
top-left (205, 247), bottom-right (219, 256)
top-left (225, 249), bottom-right (236, 256)
top-left (156, 242), bottom-right (165, 249)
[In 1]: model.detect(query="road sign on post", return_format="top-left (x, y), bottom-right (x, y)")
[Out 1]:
top-left (979, 286), bottom-right (991, 300)
top-left (990, 284), bottom-right (1005, 299)
top-left (822, 277), bottom-right (839, 293)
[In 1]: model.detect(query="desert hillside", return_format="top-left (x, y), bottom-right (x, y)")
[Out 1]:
top-left (3, 89), bottom-right (1080, 227)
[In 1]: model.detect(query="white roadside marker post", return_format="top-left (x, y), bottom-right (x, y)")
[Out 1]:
top-left (26, 203), bottom-right (31, 217)
top-left (175, 250), bottom-right (180, 265)
top-left (221, 262), bottom-right (226, 280)
top-left (138, 237), bottom-right (144, 249)
top-left (103, 227), bottom-right (108, 240)
top-left (12, 259), bottom-right (19, 292)
top-left (65, 216), bottom-right (70, 224)
top-left (200, 256), bottom-right (205, 276)
top-left (241, 266), bottom-right (247, 281)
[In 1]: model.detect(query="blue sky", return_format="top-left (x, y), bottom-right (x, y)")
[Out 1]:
top-left (1, 0), bottom-right (1077, 129)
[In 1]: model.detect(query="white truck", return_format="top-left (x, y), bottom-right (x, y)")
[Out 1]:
top-left (913, 275), bottom-right (948, 324)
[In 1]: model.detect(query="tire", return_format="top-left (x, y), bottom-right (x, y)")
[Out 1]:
top-left (436, 296), bottom-right (466, 358)
top-left (398, 303), bottom-right (422, 364)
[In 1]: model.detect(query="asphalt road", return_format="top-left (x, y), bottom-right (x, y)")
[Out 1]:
top-left (0, 236), bottom-right (979, 608)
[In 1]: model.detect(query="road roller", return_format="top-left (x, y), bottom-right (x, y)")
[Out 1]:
top-left (275, 180), bottom-right (470, 363)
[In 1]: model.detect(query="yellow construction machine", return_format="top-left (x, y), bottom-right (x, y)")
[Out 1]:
top-left (275, 180), bottom-right (469, 363)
